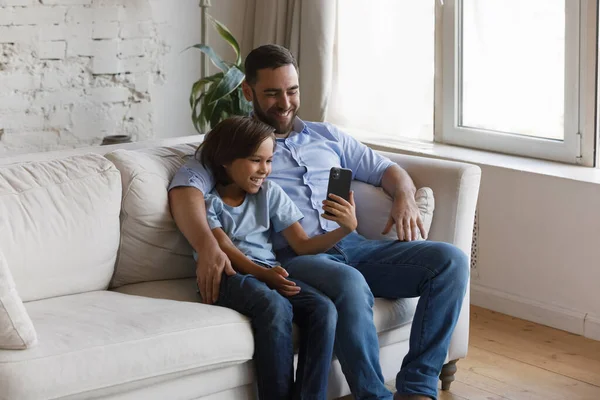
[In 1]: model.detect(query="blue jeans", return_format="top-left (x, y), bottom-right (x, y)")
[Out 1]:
top-left (276, 232), bottom-right (469, 400)
top-left (214, 271), bottom-right (337, 400)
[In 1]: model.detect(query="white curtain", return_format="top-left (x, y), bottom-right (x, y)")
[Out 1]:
top-left (326, 1), bottom-right (435, 142)
top-left (241, 0), bottom-right (337, 122)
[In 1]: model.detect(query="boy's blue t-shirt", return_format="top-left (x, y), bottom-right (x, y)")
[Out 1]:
top-left (204, 180), bottom-right (304, 267)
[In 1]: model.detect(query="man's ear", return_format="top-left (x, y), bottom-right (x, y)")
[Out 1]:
top-left (242, 80), bottom-right (253, 102)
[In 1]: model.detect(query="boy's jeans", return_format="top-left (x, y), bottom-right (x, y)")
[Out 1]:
top-left (215, 271), bottom-right (337, 400)
top-left (276, 232), bottom-right (469, 400)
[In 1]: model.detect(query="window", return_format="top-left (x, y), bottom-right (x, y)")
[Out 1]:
top-left (328, 1), bottom-right (598, 166)
top-left (438, 0), bottom-right (597, 165)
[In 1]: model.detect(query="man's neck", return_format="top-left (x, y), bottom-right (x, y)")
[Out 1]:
top-left (275, 132), bottom-right (291, 139)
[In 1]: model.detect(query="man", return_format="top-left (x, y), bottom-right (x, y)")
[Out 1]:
top-left (169, 44), bottom-right (468, 400)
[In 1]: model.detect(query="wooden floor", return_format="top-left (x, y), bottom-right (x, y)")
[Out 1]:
top-left (362, 305), bottom-right (600, 399)
top-left (435, 306), bottom-right (600, 399)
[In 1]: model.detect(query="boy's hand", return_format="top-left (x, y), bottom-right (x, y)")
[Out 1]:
top-left (259, 266), bottom-right (301, 297)
top-left (321, 191), bottom-right (358, 233)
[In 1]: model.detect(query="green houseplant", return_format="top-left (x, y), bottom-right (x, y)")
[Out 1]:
top-left (189, 16), bottom-right (252, 133)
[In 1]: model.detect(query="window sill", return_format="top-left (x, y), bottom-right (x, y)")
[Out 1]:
top-left (342, 127), bottom-right (600, 185)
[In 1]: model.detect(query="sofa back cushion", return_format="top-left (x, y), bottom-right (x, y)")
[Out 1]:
top-left (0, 154), bottom-right (122, 302)
top-left (352, 181), bottom-right (435, 240)
top-left (105, 144), bottom-right (198, 288)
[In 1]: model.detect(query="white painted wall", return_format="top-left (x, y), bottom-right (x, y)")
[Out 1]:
top-left (148, 0), bottom-right (201, 140)
top-left (471, 165), bottom-right (600, 339)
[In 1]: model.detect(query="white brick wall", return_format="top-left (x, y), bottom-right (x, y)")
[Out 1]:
top-left (0, 8), bottom-right (14, 25)
top-left (0, 0), bottom-right (172, 155)
top-left (37, 41), bottom-right (67, 59)
top-left (0, 26), bottom-right (37, 43)
top-left (0, 72), bottom-right (39, 91)
top-left (41, 0), bottom-right (92, 5)
top-left (13, 6), bottom-right (66, 25)
top-left (92, 21), bottom-right (119, 39)
top-left (0, 1), bottom-right (36, 6)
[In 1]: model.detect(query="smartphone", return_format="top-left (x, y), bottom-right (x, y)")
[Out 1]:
top-left (325, 167), bottom-right (352, 215)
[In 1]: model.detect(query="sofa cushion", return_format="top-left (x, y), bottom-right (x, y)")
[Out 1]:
top-left (113, 278), bottom-right (418, 336)
top-left (112, 277), bottom-right (200, 302)
top-left (105, 143), bottom-right (199, 288)
top-left (0, 154), bottom-right (121, 302)
top-left (0, 248), bottom-right (37, 349)
top-left (352, 181), bottom-right (434, 241)
top-left (0, 291), bottom-right (253, 400)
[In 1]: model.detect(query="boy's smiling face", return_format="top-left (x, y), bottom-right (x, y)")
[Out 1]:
top-left (224, 137), bottom-right (275, 194)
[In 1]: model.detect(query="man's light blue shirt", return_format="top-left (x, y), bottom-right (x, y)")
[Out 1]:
top-left (204, 180), bottom-right (303, 266)
top-left (169, 118), bottom-right (395, 250)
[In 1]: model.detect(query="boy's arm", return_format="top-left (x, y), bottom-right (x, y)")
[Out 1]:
top-left (210, 228), bottom-right (300, 297)
top-left (281, 223), bottom-right (351, 256)
top-left (281, 192), bottom-right (357, 256)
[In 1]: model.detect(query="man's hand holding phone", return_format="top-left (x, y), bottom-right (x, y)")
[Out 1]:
top-left (322, 191), bottom-right (357, 233)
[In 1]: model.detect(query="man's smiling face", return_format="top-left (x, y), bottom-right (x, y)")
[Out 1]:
top-left (243, 64), bottom-right (300, 137)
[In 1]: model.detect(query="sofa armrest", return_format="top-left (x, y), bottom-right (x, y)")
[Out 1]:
top-left (378, 151), bottom-right (481, 362)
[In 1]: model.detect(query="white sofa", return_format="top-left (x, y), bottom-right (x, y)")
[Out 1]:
top-left (0, 136), bottom-right (481, 400)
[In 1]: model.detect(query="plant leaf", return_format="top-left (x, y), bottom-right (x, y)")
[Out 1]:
top-left (208, 66), bottom-right (245, 105)
top-left (190, 73), bottom-right (224, 133)
top-left (209, 99), bottom-right (230, 129)
top-left (200, 83), bottom-right (220, 129)
top-left (191, 92), bottom-right (208, 133)
top-left (189, 73), bottom-right (223, 108)
top-left (187, 44), bottom-right (229, 72)
top-left (208, 15), bottom-right (241, 66)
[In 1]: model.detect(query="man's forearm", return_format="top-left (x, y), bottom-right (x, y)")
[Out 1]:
top-left (168, 187), bottom-right (217, 252)
top-left (381, 164), bottom-right (416, 199)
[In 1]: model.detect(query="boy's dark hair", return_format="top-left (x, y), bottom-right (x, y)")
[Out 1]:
top-left (195, 116), bottom-right (276, 185)
top-left (244, 44), bottom-right (298, 85)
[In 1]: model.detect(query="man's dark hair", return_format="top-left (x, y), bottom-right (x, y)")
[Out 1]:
top-left (195, 116), bottom-right (276, 185)
top-left (244, 44), bottom-right (298, 85)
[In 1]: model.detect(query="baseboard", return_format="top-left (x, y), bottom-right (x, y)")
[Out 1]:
top-left (470, 284), bottom-right (587, 336)
top-left (584, 314), bottom-right (600, 341)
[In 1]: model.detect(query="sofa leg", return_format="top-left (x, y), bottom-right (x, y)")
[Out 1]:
top-left (439, 359), bottom-right (458, 391)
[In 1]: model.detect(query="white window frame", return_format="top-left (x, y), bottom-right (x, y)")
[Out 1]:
top-left (435, 0), bottom-right (598, 166)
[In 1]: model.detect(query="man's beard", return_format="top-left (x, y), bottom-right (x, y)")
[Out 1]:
top-left (252, 99), bottom-right (296, 135)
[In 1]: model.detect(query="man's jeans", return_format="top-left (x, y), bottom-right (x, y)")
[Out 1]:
top-left (276, 232), bottom-right (469, 400)
top-left (215, 271), bottom-right (337, 400)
